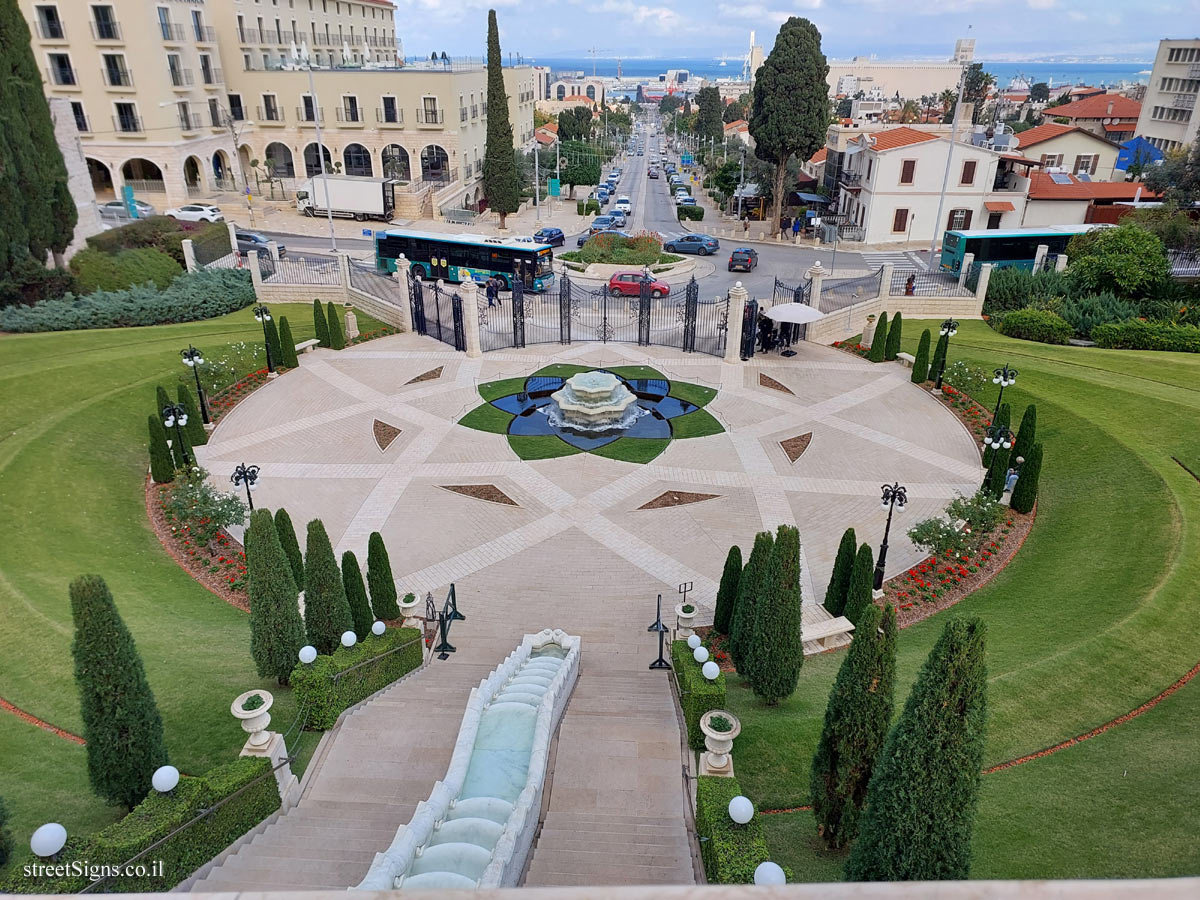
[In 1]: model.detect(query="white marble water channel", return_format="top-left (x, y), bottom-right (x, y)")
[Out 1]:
top-left (355, 629), bottom-right (580, 890)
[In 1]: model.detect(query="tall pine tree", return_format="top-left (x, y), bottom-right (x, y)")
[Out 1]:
top-left (713, 544), bottom-right (742, 635)
top-left (303, 519), bottom-right (353, 654)
top-left (810, 603), bottom-right (897, 849)
top-left (747, 525), bottom-right (803, 704)
top-left (148, 415), bottom-right (174, 484)
top-left (274, 508), bottom-right (304, 592)
top-left (264, 316), bottom-right (284, 369)
top-left (823, 527), bottom-right (856, 616)
top-left (845, 616), bottom-right (988, 882)
top-left (748, 17), bottom-right (829, 228)
top-left (341, 550), bottom-right (374, 640)
top-left (366, 531), bottom-right (401, 619)
top-left (693, 87), bottom-right (724, 144)
top-left (483, 10), bottom-right (520, 229)
top-left (1009, 442), bottom-right (1043, 514)
top-left (843, 543), bottom-right (875, 625)
top-left (176, 383), bottom-right (207, 446)
top-left (867, 312), bottom-right (889, 362)
top-left (247, 510), bottom-right (306, 683)
top-left (911, 329), bottom-right (932, 383)
top-left (70, 575), bottom-right (168, 809)
top-left (326, 301), bottom-right (346, 350)
top-left (728, 530), bottom-right (774, 680)
top-left (313, 299), bottom-right (330, 346)
top-left (1010, 404), bottom-right (1037, 463)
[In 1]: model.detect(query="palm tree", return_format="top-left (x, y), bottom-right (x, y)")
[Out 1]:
top-left (899, 100), bottom-right (920, 124)
top-left (939, 88), bottom-right (956, 113)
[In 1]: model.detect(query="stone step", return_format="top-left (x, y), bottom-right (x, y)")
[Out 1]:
top-left (295, 798), bottom-right (407, 815)
top-left (236, 840), bottom-right (379, 865)
top-left (283, 808), bottom-right (403, 827)
top-left (250, 832), bottom-right (391, 855)
top-left (527, 846), bottom-right (691, 870)
top-left (532, 828), bottom-right (685, 848)
top-left (214, 855), bottom-right (369, 883)
top-left (540, 812), bottom-right (686, 828)
top-left (265, 821), bottom-right (398, 841)
top-left (523, 862), bottom-right (694, 886)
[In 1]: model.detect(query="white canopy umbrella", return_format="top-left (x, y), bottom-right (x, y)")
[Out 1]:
top-left (765, 303), bottom-right (825, 324)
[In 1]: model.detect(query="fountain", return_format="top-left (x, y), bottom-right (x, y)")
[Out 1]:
top-left (545, 370), bottom-right (644, 432)
top-left (355, 629), bottom-right (581, 891)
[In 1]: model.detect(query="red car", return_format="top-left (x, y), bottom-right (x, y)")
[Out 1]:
top-left (647, 169), bottom-right (660, 178)
top-left (609, 271), bottom-right (669, 298)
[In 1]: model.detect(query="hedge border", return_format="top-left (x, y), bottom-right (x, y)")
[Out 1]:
top-left (671, 639), bottom-right (726, 751)
top-left (695, 775), bottom-right (773, 884)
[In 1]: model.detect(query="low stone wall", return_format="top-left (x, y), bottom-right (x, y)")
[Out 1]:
top-left (808, 293), bottom-right (984, 344)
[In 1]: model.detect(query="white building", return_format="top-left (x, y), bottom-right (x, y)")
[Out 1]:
top-left (826, 40), bottom-right (973, 101)
top-left (1133, 38), bottom-right (1200, 153)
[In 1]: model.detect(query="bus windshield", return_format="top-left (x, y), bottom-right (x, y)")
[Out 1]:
top-left (535, 249), bottom-right (553, 276)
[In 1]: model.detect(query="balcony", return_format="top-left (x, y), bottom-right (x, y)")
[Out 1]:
top-left (178, 112), bottom-right (201, 132)
top-left (257, 105), bottom-right (285, 124)
top-left (202, 68), bottom-right (223, 87)
top-left (73, 113), bottom-right (91, 133)
top-left (101, 66), bottom-right (134, 89)
top-left (474, 159), bottom-right (482, 174)
top-left (376, 107), bottom-right (404, 126)
top-left (460, 107), bottom-right (468, 122)
top-left (34, 20), bottom-right (66, 40)
top-left (238, 27), bottom-right (258, 43)
top-left (336, 106), bottom-right (364, 124)
top-left (296, 106), bottom-right (324, 123)
top-left (471, 104), bottom-right (479, 118)
top-left (170, 68), bottom-right (194, 89)
top-left (416, 107), bottom-right (444, 127)
top-left (90, 20), bottom-right (122, 41)
top-left (838, 170), bottom-right (864, 191)
top-left (159, 22), bottom-right (185, 42)
top-left (112, 114), bottom-right (143, 134)
top-left (194, 25), bottom-right (216, 43)
top-left (45, 64), bottom-right (78, 87)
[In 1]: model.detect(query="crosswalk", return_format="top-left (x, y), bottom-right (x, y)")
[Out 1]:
top-left (862, 249), bottom-right (925, 269)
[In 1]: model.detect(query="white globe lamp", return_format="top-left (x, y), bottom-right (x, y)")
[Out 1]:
top-left (728, 795), bottom-right (754, 825)
top-left (702, 660), bottom-right (720, 680)
top-left (30, 823), bottom-right (67, 858)
top-left (754, 861), bottom-right (786, 885)
top-left (686, 634), bottom-right (702, 650)
top-left (340, 630), bottom-right (357, 648)
top-left (372, 620), bottom-right (386, 636)
top-left (693, 646), bottom-right (710, 664)
top-left (152, 765), bottom-right (180, 793)
top-left (298, 645), bottom-right (317, 664)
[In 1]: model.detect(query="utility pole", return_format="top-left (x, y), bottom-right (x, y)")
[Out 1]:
top-left (295, 42), bottom-right (336, 252)
top-left (737, 148), bottom-right (746, 219)
top-left (534, 145), bottom-right (540, 221)
top-left (928, 40), bottom-right (971, 270)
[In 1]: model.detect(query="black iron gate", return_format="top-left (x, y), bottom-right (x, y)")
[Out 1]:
top-left (770, 275), bottom-right (813, 342)
top-left (408, 272), bottom-right (464, 351)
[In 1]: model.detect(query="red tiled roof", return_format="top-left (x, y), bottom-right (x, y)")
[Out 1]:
top-left (863, 126), bottom-right (939, 151)
top-left (1048, 94), bottom-right (1141, 120)
top-left (1013, 122), bottom-right (1077, 147)
top-left (724, 119), bottom-right (748, 131)
top-left (1027, 171), bottom-right (1158, 201)
top-left (562, 94), bottom-right (592, 102)
top-left (541, 122), bottom-right (558, 133)
top-left (810, 147), bottom-right (828, 164)
top-left (1103, 122), bottom-right (1133, 132)
top-left (535, 132), bottom-right (556, 145)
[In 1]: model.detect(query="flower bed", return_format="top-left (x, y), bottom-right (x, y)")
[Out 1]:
top-left (831, 340), bottom-right (869, 358)
top-left (936, 383), bottom-right (994, 441)
top-left (209, 367), bottom-right (270, 422)
top-left (350, 324), bottom-right (400, 346)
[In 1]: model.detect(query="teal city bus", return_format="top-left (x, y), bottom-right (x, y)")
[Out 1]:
top-left (939, 224), bottom-right (1108, 274)
top-left (374, 229), bottom-right (556, 292)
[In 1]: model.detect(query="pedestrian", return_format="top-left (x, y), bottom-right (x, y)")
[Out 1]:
top-left (485, 276), bottom-right (497, 308)
top-left (1004, 467), bottom-right (1019, 494)
top-left (742, 215), bottom-right (750, 237)
top-left (792, 217), bottom-right (801, 241)
top-left (779, 214), bottom-right (790, 241)
top-left (905, 274), bottom-right (916, 296)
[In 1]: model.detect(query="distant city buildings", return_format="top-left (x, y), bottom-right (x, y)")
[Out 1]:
top-left (1133, 38), bottom-right (1200, 152)
top-left (825, 40), bottom-right (973, 102)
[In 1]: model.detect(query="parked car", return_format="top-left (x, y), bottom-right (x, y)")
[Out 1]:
top-left (532, 227), bottom-right (565, 247)
top-left (609, 210), bottom-right (627, 227)
top-left (676, 196), bottom-right (697, 207)
top-left (578, 229), bottom-right (632, 247)
top-left (593, 187), bottom-right (609, 204)
top-left (609, 271), bottom-right (669, 299)
top-left (613, 197), bottom-right (632, 214)
top-left (165, 203), bottom-right (224, 223)
top-left (589, 215), bottom-right (618, 234)
top-left (647, 169), bottom-right (659, 178)
top-left (727, 248), bottom-right (759, 272)
top-left (235, 230), bottom-right (287, 258)
top-left (663, 233), bottom-right (719, 256)
top-left (98, 199), bottom-right (157, 220)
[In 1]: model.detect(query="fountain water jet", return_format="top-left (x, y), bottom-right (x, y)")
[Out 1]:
top-left (544, 371), bottom-right (645, 432)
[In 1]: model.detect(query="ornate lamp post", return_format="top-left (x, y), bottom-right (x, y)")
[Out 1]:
top-left (180, 345), bottom-right (211, 425)
top-left (983, 424), bottom-right (1014, 454)
top-left (253, 304), bottom-right (275, 374)
top-left (932, 317), bottom-right (958, 394)
top-left (162, 403), bottom-right (191, 466)
top-left (231, 463), bottom-right (260, 511)
top-left (873, 482), bottom-right (907, 595)
top-left (991, 363), bottom-right (1018, 422)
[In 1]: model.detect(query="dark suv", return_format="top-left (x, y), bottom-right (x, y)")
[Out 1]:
top-left (532, 227), bottom-right (565, 247)
top-left (728, 248), bottom-right (758, 272)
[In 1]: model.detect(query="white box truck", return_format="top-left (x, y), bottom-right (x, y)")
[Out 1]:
top-left (296, 175), bottom-right (398, 221)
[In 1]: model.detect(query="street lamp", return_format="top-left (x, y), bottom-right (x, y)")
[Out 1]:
top-left (873, 482), bottom-right (907, 594)
top-left (230, 463), bottom-right (260, 510)
top-left (990, 363), bottom-right (1018, 422)
top-left (162, 403), bottom-right (191, 466)
top-left (932, 317), bottom-right (959, 394)
top-left (180, 345), bottom-right (211, 425)
top-left (983, 424), bottom-right (1014, 453)
top-left (253, 304), bottom-right (276, 374)
top-left (292, 40), bottom-right (338, 252)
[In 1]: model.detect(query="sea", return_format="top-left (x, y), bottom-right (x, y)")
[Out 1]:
top-left (534, 57), bottom-right (1152, 92)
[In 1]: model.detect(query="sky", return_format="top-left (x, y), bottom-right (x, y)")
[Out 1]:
top-left (390, 0), bottom-right (1199, 62)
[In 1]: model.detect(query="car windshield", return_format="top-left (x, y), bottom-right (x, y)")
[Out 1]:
top-left (535, 251), bottom-right (553, 275)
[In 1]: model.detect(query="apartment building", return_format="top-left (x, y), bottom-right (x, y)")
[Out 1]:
top-left (1011, 123), bottom-right (1126, 181)
top-left (21, 0), bottom-right (535, 217)
top-left (1133, 38), bottom-right (1200, 153)
top-left (1041, 93), bottom-right (1141, 143)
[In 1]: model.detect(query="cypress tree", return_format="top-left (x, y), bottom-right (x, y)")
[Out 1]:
top-left (824, 527), bottom-right (857, 616)
top-left (911, 329), bottom-right (931, 383)
top-left (844, 616), bottom-right (988, 882)
top-left (273, 508), bottom-right (304, 592)
top-left (70, 575), bottom-right (168, 809)
top-left (983, 402), bottom-right (1010, 468)
top-left (810, 603), bottom-right (897, 849)
top-left (985, 444), bottom-right (1011, 500)
top-left (929, 331), bottom-right (949, 384)
top-left (0, 795), bottom-right (13, 868)
top-left (483, 10), bottom-right (521, 229)
top-left (843, 543), bottom-right (875, 625)
top-left (729, 530), bottom-right (774, 680)
top-left (313, 299), bottom-right (330, 346)
top-left (148, 415), bottom-right (175, 483)
top-left (713, 544), bottom-right (742, 635)
top-left (341, 551), bottom-right (374, 640)
top-left (247, 510), bottom-right (306, 684)
top-left (176, 383), bottom-right (207, 447)
top-left (1009, 442), bottom-right (1043, 514)
top-left (867, 312), bottom-right (888, 362)
top-left (1010, 404), bottom-right (1037, 463)
top-left (155, 384), bottom-right (172, 418)
top-left (326, 301), bottom-right (346, 350)
top-left (747, 525), bottom-right (803, 704)
top-left (366, 531), bottom-right (401, 619)
top-left (279, 315), bottom-right (301, 369)
top-left (303, 519), bottom-right (354, 654)
top-left (884, 311), bottom-right (903, 360)
top-left (264, 316), bottom-right (284, 369)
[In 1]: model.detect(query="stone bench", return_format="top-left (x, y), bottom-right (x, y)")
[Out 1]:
top-left (295, 339), bottom-right (320, 354)
top-left (896, 352), bottom-right (916, 368)
top-left (804, 616), bottom-right (855, 652)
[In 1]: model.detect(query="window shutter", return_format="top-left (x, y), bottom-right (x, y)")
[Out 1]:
top-left (961, 160), bottom-right (977, 185)
top-left (893, 209), bottom-right (907, 232)
top-left (900, 160), bottom-right (915, 184)
top-left (962, 209), bottom-right (973, 229)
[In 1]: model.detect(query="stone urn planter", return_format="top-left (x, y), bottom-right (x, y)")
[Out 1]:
top-left (231, 689), bottom-right (274, 748)
top-left (699, 709), bottom-right (741, 777)
top-left (675, 603), bottom-right (697, 638)
top-left (862, 313), bottom-right (878, 348)
top-left (398, 592), bottom-right (421, 627)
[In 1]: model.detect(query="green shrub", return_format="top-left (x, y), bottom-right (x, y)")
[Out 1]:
top-left (0, 796), bottom-right (14, 868)
top-left (585, 199), bottom-right (600, 215)
top-left (867, 312), bottom-right (888, 362)
top-left (947, 490), bottom-right (1006, 534)
top-left (0, 255), bottom-right (77, 309)
top-left (576, 200), bottom-right (586, 215)
top-left (1, 757), bottom-right (278, 894)
top-left (884, 311), bottom-right (902, 360)
top-left (843, 543), bottom-right (875, 625)
top-left (273, 508), bottom-right (304, 592)
top-left (291, 627), bottom-right (423, 729)
top-left (579, 231), bottom-right (664, 266)
top-left (910, 329), bottom-right (931, 383)
top-left (670, 640), bottom-right (726, 750)
top-left (278, 316), bottom-right (301, 368)
top-left (907, 517), bottom-right (970, 558)
top-left (176, 383), bottom-right (207, 447)
top-left (1066, 222), bottom-right (1171, 299)
top-left (1090, 319), bottom-right (1200, 352)
top-left (677, 204), bottom-right (705, 222)
top-left (824, 527), bottom-right (857, 616)
top-left (1054, 292), bottom-right (1139, 338)
top-left (341, 550), bottom-right (374, 639)
top-left (982, 266), bottom-right (1075, 316)
top-left (729, 530), bottom-right (773, 679)
top-left (264, 317), bottom-right (283, 369)
top-left (303, 519), bottom-right (353, 655)
top-left (1010, 404), bottom-right (1037, 464)
top-left (85, 216), bottom-right (222, 267)
top-left (929, 331), bottom-right (948, 383)
top-left (247, 510), bottom-right (305, 684)
top-left (313, 299), bottom-right (330, 347)
top-left (747, 525), bottom-right (803, 705)
top-left (326, 301), bottom-right (346, 350)
top-left (148, 415), bottom-right (174, 484)
top-left (695, 776), bottom-right (771, 884)
top-left (70, 247), bottom-right (182, 294)
top-left (1010, 442), bottom-right (1043, 514)
top-left (1000, 307), bottom-right (1072, 345)
top-left (713, 545), bottom-right (742, 635)
top-left (0, 269), bottom-right (254, 333)
top-left (366, 532), bottom-right (401, 619)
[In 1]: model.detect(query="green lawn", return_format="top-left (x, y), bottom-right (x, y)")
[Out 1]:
top-left (0, 303), bottom-right (334, 846)
top-left (670, 408), bottom-right (724, 439)
top-left (458, 403), bottom-right (513, 434)
top-left (726, 320), bottom-right (1200, 879)
top-left (590, 437), bottom-right (670, 463)
top-left (505, 434), bottom-right (581, 460)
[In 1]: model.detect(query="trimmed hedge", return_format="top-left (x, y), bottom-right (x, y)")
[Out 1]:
top-left (0, 269), bottom-right (254, 333)
top-left (999, 307), bottom-right (1072, 345)
top-left (70, 247), bottom-right (182, 294)
top-left (677, 204), bottom-right (705, 222)
top-left (291, 626), bottom-right (423, 729)
top-left (671, 639), bottom-right (726, 751)
top-left (1091, 319), bottom-right (1200, 352)
top-left (695, 775), bottom-right (772, 884)
top-left (1, 757), bottom-right (277, 894)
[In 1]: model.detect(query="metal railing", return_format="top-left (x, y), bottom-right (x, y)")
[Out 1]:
top-left (124, 179), bottom-right (166, 194)
top-left (159, 22), bottom-right (184, 42)
top-left (194, 24), bottom-right (216, 42)
top-left (45, 64), bottom-right (77, 86)
top-left (237, 27), bottom-right (257, 43)
top-left (35, 19), bottom-right (66, 39)
top-left (349, 259), bottom-right (401, 304)
top-left (90, 20), bottom-right (122, 41)
top-left (257, 256), bottom-right (341, 285)
top-left (178, 112), bottom-right (200, 131)
top-left (471, 104), bottom-right (479, 118)
top-left (890, 269), bottom-right (975, 297)
top-left (257, 104), bottom-right (284, 122)
top-left (101, 65), bottom-right (133, 87)
top-left (336, 106), bottom-right (363, 122)
top-left (460, 107), bottom-right (469, 122)
top-left (416, 107), bottom-right (444, 125)
top-left (1169, 249), bottom-right (1200, 277)
top-left (376, 107), bottom-right (403, 124)
top-left (202, 67), bottom-right (223, 86)
top-left (296, 106), bottom-right (324, 122)
top-left (112, 114), bottom-right (143, 134)
top-left (170, 68), bottom-right (194, 87)
top-left (821, 267), bottom-right (884, 312)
